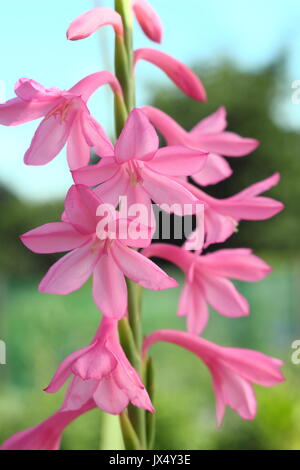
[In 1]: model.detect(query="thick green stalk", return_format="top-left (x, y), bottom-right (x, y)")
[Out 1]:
top-left (114, 0), bottom-right (147, 450)
top-left (145, 357), bottom-right (156, 449)
top-left (115, 0), bottom-right (135, 113)
top-left (126, 279), bottom-right (146, 449)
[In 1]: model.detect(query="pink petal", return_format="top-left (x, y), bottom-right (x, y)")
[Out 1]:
top-left (20, 222), bottom-right (90, 254)
top-left (64, 185), bottom-right (101, 235)
top-left (178, 281), bottom-right (209, 335)
top-left (72, 158), bottom-right (119, 186)
top-left (220, 348), bottom-right (285, 386)
top-left (14, 78), bottom-right (61, 102)
top-left (115, 109), bottom-right (158, 163)
top-left (204, 208), bottom-right (237, 247)
top-left (146, 146), bottom-right (207, 176)
top-left (141, 106), bottom-right (188, 145)
top-left (113, 361), bottom-right (154, 412)
top-left (125, 182), bottom-right (156, 232)
top-left (94, 169), bottom-right (129, 207)
top-left (212, 366), bottom-right (257, 424)
top-left (69, 71), bottom-right (123, 102)
top-left (72, 345), bottom-right (117, 380)
top-left (92, 374), bottom-right (129, 415)
top-left (113, 218), bottom-right (153, 249)
top-left (195, 131), bottom-right (259, 157)
top-left (230, 173), bottom-right (281, 200)
top-left (141, 167), bottom-right (203, 216)
top-left (220, 197), bottom-right (284, 221)
top-left (200, 249), bottom-right (271, 281)
top-left (24, 113), bottom-right (72, 165)
top-left (184, 217), bottom-right (205, 252)
top-left (201, 274), bottom-right (249, 318)
top-left (67, 7), bottom-right (124, 41)
top-left (0, 97), bottom-right (56, 126)
top-left (92, 253), bottom-right (127, 319)
top-left (132, 0), bottom-right (163, 43)
top-left (134, 49), bottom-right (206, 102)
top-left (110, 241), bottom-right (178, 290)
top-left (142, 243), bottom-right (193, 272)
top-left (67, 115), bottom-right (91, 170)
top-left (39, 242), bottom-right (98, 295)
top-left (190, 107), bottom-right (227, 135)
top-left (62, 377), bottom-right (98, 411)
top-left (192, 153), bottom-right (233, 186)
top-left (45, 343), bottom-right (96, 393)
top-left (81, 113), bottom-right (114, 157)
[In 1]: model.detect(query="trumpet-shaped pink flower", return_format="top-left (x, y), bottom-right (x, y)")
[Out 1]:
top-left (180, 173), bottom-right (284, 248)
top-left (142, 106), bottom-right (259, 185)
top-left (46, 317), bottom-right (154, 415)
top-left (134, 49), bottom-right (206, 102)
top-left (0, 72), bottom-right (123, 169)
top-left (0, 401), bottom-right (95, 450)
top-left (143, 245), bottom-right (271, 334)
top-left (21, 185), bottom-right (177, 319)
top-left (73, 109), bottom-right (207, 219)
top-left (67, 2), bottom-right (162, 43)
top-left (143, 330), bottom-right (284, 426)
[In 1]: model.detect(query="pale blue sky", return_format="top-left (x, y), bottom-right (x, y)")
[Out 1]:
top-left (1, 0), bottom-right (300, 201)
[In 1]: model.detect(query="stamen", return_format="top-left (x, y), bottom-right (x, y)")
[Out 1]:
top-left (45, 101), bottom-right (72, 122)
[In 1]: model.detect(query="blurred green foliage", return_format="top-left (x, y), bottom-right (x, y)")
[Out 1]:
top-left (0, 186), bottom-right (63, 277)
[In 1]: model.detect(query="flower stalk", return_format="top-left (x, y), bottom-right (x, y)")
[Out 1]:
top-left (114, 0), bottom-right (149, 450)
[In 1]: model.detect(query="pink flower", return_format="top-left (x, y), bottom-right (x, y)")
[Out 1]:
top-left (67, 1), bottom-right (163, 43)
top-left (73, 109), bottom-right (207, 220)
top-left (0, 401), bottom-right (95, 450)
top-left (142, 106), bottom-right (259, 185)
top-left (46, 317), bottom-right (154, 415)
top-left (21, 185), bottom-right (178, 319)
top-left (0, 72), bottom-right (123, 169)
top-left (143, 245), bottom-right (271, 334)
top-left (143, 330), bottom-right (284, 426)
top-left (134, 49), bottom-right (206, 102)
top-left (181, 173), bottom-right (284, 248)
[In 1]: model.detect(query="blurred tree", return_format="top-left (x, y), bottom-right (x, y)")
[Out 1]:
top-left (150, 59), bottom-right (300, 252)
top-left (0, 185), bottom-right (63, 277)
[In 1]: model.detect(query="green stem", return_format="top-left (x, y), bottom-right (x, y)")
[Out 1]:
top-left (114, 0), bottom-right (147, 450)
top-left (115, 0), bottom-right (135, 114)
top-left (126, 279), bottom-right (147, 449)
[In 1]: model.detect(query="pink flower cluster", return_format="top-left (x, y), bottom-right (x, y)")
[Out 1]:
top-left (0, 1), bottom-right (284, 450)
